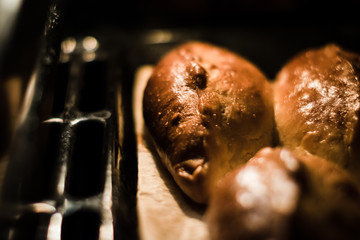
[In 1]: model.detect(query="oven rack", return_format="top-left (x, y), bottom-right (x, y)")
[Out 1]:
top-left (0, 30), bottom-right (138, 239)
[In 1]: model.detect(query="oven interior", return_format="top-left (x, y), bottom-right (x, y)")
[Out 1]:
top-left (0, 0), bottom-right (360, 239)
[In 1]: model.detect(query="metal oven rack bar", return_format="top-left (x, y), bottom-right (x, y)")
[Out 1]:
top-left (0, 0), bottom-right (139, 238)
top-left (0, 0), bottom-right (140, 236)
top-left (0, 36), bottom-right (115, 240)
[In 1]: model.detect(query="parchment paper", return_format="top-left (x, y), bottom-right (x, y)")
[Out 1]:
top-left (133, 65), bottom-right (209, 240)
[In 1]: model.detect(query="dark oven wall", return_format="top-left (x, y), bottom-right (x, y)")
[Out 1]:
top-left (62, 0), bottom-right (360, 79)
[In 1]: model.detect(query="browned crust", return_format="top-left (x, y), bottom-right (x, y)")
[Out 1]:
top-left (143, 41), bottom-right (274, 203)
top-left (206, 147), bottom-right (360, 240)
top-left (274, 44), bottom-right (360, 177)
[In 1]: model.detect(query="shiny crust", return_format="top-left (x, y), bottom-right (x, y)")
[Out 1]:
top-left (274, 44), bottom-right (360, 178)
top-left (206, 147), bottom-right (360, 240)
top-left (143, 42), bottom-right (274, 203)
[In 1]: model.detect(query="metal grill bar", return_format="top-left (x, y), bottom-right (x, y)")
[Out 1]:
top-left (0, 33), bottom-right (117, 239)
